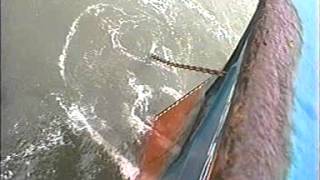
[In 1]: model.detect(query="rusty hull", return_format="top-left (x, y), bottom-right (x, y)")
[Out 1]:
top-left (210, 0), bottom-right (302, 179)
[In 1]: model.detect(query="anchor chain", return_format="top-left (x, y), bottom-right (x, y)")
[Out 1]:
top-left (150, 54), bottom-right (225, 76)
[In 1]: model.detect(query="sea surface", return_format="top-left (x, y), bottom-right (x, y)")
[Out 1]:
top-left (1, 0), bottom-right (257, 179)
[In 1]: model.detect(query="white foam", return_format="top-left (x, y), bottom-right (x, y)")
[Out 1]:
top-left (58, 13), bottom-right (82, 82)
top-left (0, 116), bottom-right (66, 179)
top-left (58, 3), bottom-right (109, 82)
top-left (127, 71), bottom-right (153, 135)
top-left (160, 86), bottom-right (183, 100)
top-left (54, 93), bottom-right (139, 180)
top-left (0, 170), bottom-right (13, 180)
top-left (139, 0), bottom-right (176, 25)
top-left (180, 0), bottom-right (232, 42)
top-left (58, 2), bottom-right (146, 87)
top-left (106, 18), bottom-right (142, 62)
top-left (150, 41), bottom-right (159, 54)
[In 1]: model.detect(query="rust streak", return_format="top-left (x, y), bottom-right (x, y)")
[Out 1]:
top-left (210, 0), bottom-right (301, 179)
top-left (138, 86), bottom-right (206, 180)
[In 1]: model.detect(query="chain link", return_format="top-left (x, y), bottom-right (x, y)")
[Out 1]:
top-left (150, 54), bottom-right (225, 76)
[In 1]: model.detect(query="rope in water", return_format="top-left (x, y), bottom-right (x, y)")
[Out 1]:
top-left (150, 54), bottom-right (225, 76)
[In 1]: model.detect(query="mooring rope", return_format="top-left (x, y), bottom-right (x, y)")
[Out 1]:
top-left (150, 54), bottom-right (225, 76)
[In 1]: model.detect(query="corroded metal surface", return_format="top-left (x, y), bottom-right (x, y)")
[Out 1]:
top-left (211, 0), bottom-right (302, 179)
top-left (138, 82), bottom-right (208, 180)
